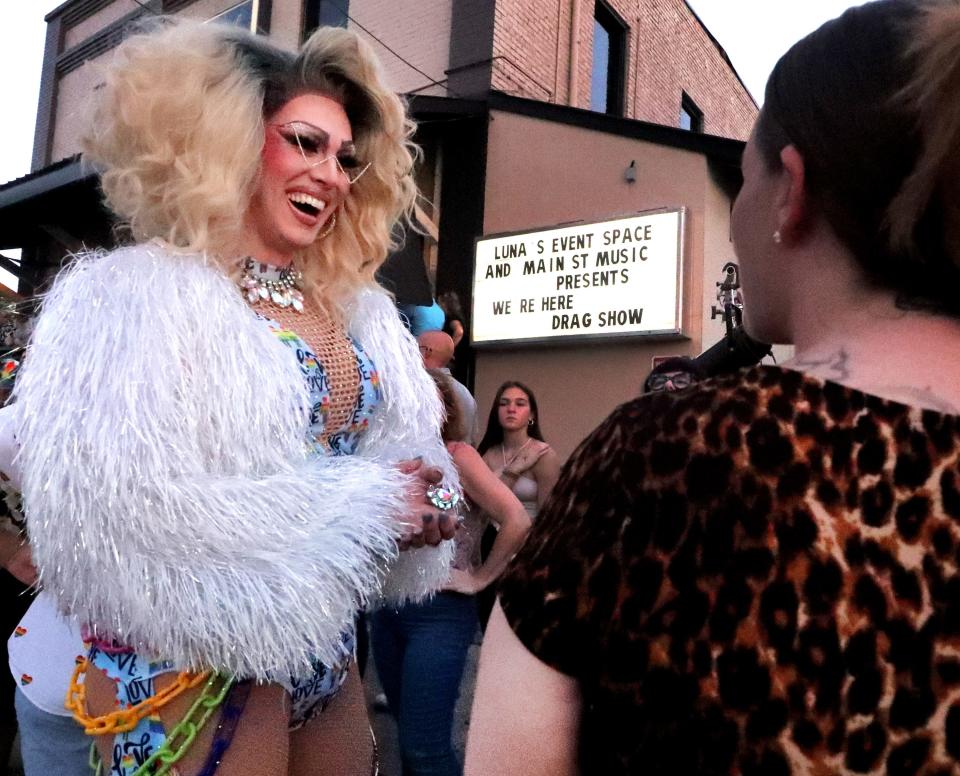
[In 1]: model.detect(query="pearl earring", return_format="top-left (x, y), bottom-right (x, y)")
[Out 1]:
top-left (772, 230), bottom-right (782, 244)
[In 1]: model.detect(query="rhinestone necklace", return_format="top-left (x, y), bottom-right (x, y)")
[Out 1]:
top-left (239, 258), bottom-right (305, 312)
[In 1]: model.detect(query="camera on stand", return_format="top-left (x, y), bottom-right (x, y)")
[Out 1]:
top-left (693, 262), bottom-right (772, 377)
top-left (643, 262), bottom-right (772, 393)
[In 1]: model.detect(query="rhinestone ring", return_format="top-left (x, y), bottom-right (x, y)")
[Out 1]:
top-left (426, 484), bottom-right (460, 511)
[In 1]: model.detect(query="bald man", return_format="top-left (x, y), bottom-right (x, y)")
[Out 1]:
top-left (417, 331), bottom-right (479, 446)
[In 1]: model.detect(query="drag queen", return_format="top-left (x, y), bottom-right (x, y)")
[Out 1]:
top-left (6, 18), bottom-right (457, 776)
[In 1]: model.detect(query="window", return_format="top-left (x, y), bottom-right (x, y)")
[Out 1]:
top-left (210, 1), bottom-right (255, 30)
top-left (590, 2), bottom-right (627, 116)
top-left (303, 0), bottom-right (349, 40)
top-left (679, 93), bottom-right (704, 133)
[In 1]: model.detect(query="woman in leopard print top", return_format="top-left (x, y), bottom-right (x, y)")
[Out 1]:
top-left (466, 1), bottom-right (960, 774)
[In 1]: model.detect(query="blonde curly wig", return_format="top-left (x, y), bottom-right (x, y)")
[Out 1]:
top-left (82, 18), bottom-right (419, 309)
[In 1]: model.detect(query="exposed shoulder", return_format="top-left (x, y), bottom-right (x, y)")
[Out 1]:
top-left (531, 442), bottom-right (560, 472)
top-left (530, 440), bottom-right (553, 457)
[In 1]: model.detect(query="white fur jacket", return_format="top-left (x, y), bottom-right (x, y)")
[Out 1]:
top-left (9, 243), bottom-right (457, 680)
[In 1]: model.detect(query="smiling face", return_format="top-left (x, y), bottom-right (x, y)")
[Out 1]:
top-left (241, 93), bottom-right (356, 265)
top-left (498, 387), bottom-right (533, 432)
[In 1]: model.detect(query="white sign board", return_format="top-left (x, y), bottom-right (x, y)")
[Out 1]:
top-left (471, 209), bottom-right (685, 346)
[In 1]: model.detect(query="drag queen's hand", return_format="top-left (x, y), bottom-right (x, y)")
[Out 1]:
top-left (396, 458), bottom-right (459, 550)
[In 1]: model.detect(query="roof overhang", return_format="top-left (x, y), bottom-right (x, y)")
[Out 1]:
top-left (0, 155), bottom-right (92, 210)
top-left (487, 91), bottom-right (746, 167)
top-left (0, 156), bottom-right (107, 253)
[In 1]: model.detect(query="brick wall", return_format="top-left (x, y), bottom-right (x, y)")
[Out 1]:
top-left (492, 0), bottom-right (757, 140)
top-left (631, 0), bottom-right (756, 139)
top-left (491, 0), bottom-right (567, 102)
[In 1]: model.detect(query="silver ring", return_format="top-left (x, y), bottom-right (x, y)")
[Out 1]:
top-left (426, 484), bottom-right (460, 511)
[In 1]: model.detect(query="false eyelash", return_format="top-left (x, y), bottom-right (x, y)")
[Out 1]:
top-left (279, 129), bottom-right (325, 155)
top-left (297, 137), bottom-right (325, 154)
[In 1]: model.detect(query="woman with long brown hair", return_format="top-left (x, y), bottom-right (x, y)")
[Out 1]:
top-left (473, 381), bottom-right (561, 628)
top-left (477, 381), bottom-right (561, 521)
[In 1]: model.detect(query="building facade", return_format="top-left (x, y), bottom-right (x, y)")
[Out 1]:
top-left (0, 0), bottom-right (762, 459)
top-left (31, 0), bottom-right (754, 171)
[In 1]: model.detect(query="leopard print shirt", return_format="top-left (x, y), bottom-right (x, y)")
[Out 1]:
top-left (500, 365), bottom-right (960, 775)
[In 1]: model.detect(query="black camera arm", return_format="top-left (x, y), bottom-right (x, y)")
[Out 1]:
top-left (695, 262), bottom-right (772, 377)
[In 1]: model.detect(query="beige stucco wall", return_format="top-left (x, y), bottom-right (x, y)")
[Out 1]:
top-left (474, 109), bottom-right (740, 461)
top-left (50, 54), bottom-right (110, 163)
top-left (268, 0), bottom-right (303, 49)
top-left (50, 0), bottom-right (301, 164)
top-left (348, 0), bottom-right (452, 95)
top-left (64, 1), bottom-right (131, 49)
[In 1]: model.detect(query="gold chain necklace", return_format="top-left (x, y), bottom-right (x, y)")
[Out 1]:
top-left (501, 438), bottom-right (533, 470)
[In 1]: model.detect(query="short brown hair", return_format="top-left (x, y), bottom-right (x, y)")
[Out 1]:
top-left (427, 369), bottom-right (465, 443)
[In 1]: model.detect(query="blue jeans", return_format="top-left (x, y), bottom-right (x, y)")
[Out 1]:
top-left (371, 592), bottom-right (478, 776)
top-left (14, 688), bottom-right (91, 776)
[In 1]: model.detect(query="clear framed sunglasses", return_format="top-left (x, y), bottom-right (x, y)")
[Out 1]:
top-left (269, 121), bottom-right (372, 185)
top-left (647, 371), bottom-right (695, 392)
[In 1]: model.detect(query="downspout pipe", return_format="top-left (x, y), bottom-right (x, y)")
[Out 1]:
top-left (568, 0), bottom-right (582, 107)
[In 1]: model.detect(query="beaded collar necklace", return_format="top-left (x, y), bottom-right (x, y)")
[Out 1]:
top-left (239, 258), bottom-right (305, 312)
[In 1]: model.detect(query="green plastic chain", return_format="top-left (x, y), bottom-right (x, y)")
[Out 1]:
top-left (88, 672), bottom-right (234, 776)
top-left (133, 672), bottom-right (234, 776)
top-left (90, 740), bottom-right (103, 776)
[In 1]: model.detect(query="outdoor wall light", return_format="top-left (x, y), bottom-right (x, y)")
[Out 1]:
top-left (625, 160), bottom-right (637, 183)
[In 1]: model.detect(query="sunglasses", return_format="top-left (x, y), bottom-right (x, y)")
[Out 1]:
top-left (269, 121), bottom-right (372, 185)
top-left (647, 371), bottom-right (695, 391)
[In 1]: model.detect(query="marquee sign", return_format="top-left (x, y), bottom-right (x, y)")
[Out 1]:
top-left (471, 208), bottom-right (685, 346)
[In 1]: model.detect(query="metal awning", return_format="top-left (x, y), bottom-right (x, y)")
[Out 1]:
top-left (0, 156), bottom-right (110, 256)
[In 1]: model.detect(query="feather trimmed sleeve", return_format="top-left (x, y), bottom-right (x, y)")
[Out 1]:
top-left (12, 245), bottom-right (416, 679)
top-left (347, 288), bottom-right (458, 604)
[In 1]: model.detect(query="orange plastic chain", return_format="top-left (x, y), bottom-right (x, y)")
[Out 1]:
top-left (66, 658), bottom-right (211, 735)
